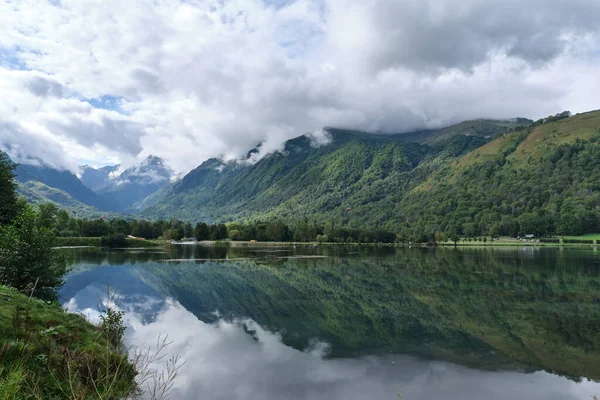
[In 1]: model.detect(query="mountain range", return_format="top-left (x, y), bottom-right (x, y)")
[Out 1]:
top-left (80, 155), bottom-right (174, 212)
top-left (12, 155), bottom-right (174, 217)
top-left (7, 110), bottom-right (600, 238)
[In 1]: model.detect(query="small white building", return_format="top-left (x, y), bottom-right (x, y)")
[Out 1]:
top-left (525, 234), bottom-right (535, 239)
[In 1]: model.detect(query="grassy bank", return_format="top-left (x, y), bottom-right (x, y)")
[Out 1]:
top-left (55, 236), bottom-right (161, 248)
top-left (0, 285), bottom-right (136, 399)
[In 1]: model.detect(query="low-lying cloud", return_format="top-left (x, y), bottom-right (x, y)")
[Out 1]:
top-left (1, 0), bottom-right (599, 174)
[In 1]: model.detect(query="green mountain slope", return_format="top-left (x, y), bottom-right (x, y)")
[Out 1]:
top-left (139, 117), bottom-right (527, 223)
top-left (16, 180), bottom-right (113, 218)
top-left (13, 163), bottom-right (120, 218)
top-left (138, 129), bottom-right (489, 223)
top-left (16, 164), bottom-right (112, 210)
top-left (394, 110), bottom-right (600, 239)
top-left (398, 117), bottom-right (531, 143)
top-left (139, 111), bottom-right (600, 239)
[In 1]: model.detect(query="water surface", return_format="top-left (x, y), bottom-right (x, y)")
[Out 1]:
top-left (60, 245), bottom-right (600, 399)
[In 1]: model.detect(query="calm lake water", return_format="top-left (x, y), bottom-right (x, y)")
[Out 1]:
top-left (59, 245), bottom-right (600, 400)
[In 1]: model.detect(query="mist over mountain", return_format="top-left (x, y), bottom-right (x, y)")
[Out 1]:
top-left (79, 165), bottom-right (120, 192)
top-left (4, 154), bottom-right (174, 216)
top-left (89, 156), bottom-right (175, 212)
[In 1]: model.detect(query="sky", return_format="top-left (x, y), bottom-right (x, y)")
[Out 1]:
top-left (1, 0), bottom-right (600, 174)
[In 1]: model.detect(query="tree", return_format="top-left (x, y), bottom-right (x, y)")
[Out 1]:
top-left (0, 206), bottom-right (68, 301)
top-left (450, 234), bottom-right (459, 245)
top-left (556, 212), bottom-right (583, 236)
top-left (228, 229), bottom-right (241, 241)
top-left (294, 220), bottom-right (316, 242)
top-left (82, 219), bottom-right (111, 237)
top-left (194, 222), bottom-right (210, 240)
top-left (0, 152), bottom-right (18, 225)
top-left (210, 224), bottom-right (228, 240)
top-left (266, 221), bottom-right (289, 242)
top-left (434, 232), bottom-right (446, 243)
top-left (37, 202), bottom-right (58, 229)
top-left (163, 228), bottom-right (182, 241)
top-left (55, 209), bottom-right (70, 233)
top-left (183, 222), bottom-right (194, 238)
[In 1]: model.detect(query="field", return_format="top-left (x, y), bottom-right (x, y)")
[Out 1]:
top-left (560, 234), bottom-right (600, 241)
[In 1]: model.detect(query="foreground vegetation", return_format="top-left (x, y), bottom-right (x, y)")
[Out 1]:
top-left (0, 152), bottom-right (138, 399)
top-left (0, 285), bottom-right (136, 399)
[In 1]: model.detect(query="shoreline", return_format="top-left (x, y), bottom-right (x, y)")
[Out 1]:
top-left (173, 240), bottom-right (599, 249)
top-left (53, 238), bottom-right (600, 250)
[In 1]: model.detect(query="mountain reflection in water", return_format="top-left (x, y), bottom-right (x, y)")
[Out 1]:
top-left (60, 246), bottom-right (600, 400)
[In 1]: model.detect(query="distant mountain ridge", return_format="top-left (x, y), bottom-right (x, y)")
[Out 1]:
top-left (9, 155), bottom-right (173, 216)
top-left (90, 155), bottom-right (174, 212)
top-left (78, 155), bottom-right (174, 212)
top-left (15, 163), bottom-right (113, 211)
top-left (79, 165), bottom-right (119, 192)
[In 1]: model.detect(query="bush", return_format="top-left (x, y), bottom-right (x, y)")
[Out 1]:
top-left (0, 207), bottom-right (67, 301)
top-left (100, 233), bottom-right (127, 247)
top-left (228, 229), bottom-right (241, 241)
top-left (316, 234), bottom-right (329, 243)
top-left (562, 238), bottom-right (594, 244)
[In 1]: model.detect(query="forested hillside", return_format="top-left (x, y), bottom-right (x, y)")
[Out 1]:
top-left (139, 111), bottom-right (600, 241)
top-left (138, 130), bottom-right (490, 223)
top-left (395, 110), bottom-right (600, 240)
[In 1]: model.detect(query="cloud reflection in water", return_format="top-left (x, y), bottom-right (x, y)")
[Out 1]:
top-left (80, 297), bottom-right (599, 400)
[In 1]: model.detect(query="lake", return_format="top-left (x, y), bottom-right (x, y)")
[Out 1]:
top-left (59, 245), bottom-right (600, 400)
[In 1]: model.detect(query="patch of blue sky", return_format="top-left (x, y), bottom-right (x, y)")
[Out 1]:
top-left (0, 47), bottom-right (29, 70)
top-left (86, 95), bottom-right (126, 114)
top-left (264, 0), bottom-right (296, 9)
top-left (276, 23), bottom-right (324, 59)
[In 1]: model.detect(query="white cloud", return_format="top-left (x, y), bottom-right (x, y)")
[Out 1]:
top-left (1, 0), bottom-right (599, 174)
top-left (96, 298), bottom-right (600, 400)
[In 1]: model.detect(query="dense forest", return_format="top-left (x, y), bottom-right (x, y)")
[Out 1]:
top-left (35, 201), bottom-right (398, 244)
top-left (395, 112), bottom-right (600, 240)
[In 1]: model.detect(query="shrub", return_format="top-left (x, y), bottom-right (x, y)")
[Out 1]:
top-left (563, 238), bottom-right (594, 244)
top-left (0, 207), bottom-right (67, 301)
top-left (100, 233), bottom-right (127, 247)
top-left (228, 230), bottom-right (241, 241)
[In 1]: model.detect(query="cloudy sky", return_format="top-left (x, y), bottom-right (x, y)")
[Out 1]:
top-left (1, 0), bottom-right (599, 174)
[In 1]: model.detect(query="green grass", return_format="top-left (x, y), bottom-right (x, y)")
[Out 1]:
top-left (0, 285), bottom-right (136, 399)
top-left (560, 233), bottom-right (600, 241)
